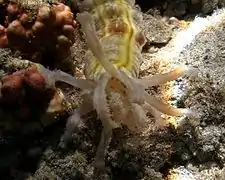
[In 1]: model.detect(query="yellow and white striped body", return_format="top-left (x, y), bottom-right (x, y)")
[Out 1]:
top-left (58, 0), bottom-right (195, 169)
top-left (82, 0), bottom-right (146, 81)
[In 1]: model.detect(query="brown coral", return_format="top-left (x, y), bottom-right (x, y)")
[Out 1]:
top-left (1, 69), bottom-right (26, 104)
top-left (1, 67), bottom-right (46, 104)
top-left (0, 24), bottom-right (7, 47)
top-left (0, 65), bottom-right (71, 132)
top-left (0, 67), bottom-right (51, 120)
top-left (24, 66), bottom-right (46, 92)
top-left (0, 1), bottom-right (76, 68)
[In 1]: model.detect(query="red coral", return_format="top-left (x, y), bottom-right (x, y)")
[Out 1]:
top-left (1, 72), bottom-right (25, 104)
top-left (0, 2), bottom-right (77, 65)
top-left (0, 25), bottom-right (7, 47)
top-left (0, 67), bottom-right (48, 104)
top-left (6, 1), bottom-right (21, 23)
top-left (0, 67), bottom-right (56, 121)
top-left (24, 67), bottom-right (46, 92)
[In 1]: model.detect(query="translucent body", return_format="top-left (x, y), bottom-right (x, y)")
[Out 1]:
top-left (40, 0), bottom-right (197, 170)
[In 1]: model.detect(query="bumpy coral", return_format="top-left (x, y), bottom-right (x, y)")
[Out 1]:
top-left (0, 65), bottom-right (70, 132)
top-left (0, 25), bottom-right (7, 47)
top-left (0, 0), bottom-right (76, 67)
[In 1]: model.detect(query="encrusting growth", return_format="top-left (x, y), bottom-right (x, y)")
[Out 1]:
top-left (38, 0), bottom-right (197, 170)
top-left (0, 0), bottom-right (76, 70)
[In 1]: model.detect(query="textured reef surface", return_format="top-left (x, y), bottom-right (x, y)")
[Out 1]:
top-left (1, 0), bottom-right (225, 180)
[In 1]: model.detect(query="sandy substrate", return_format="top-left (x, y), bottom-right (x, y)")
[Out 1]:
top-left (1, 4), bottom-right (225, 180)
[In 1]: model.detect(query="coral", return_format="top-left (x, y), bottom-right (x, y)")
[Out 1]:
top-left (0, 0), bottom-right (76, 69)
top-left (1, 68), bottom-right (26, 104)
top-left (1, 67), bottom-right (46, 104)
top-left (24, 67), bottom-right (46, 92)
top-left (0, 65), bottom-right (71, 132)
top-left (0, 25), bottom-right (7, 47)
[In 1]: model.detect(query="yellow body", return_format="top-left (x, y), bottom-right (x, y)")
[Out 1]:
top-left (83, 0), bottom-right (146, 81)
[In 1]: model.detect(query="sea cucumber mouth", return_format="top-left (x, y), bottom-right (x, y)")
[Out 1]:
top-left (106, 76), bottom-right (128, 95)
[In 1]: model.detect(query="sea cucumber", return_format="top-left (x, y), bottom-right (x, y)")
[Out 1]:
top-left (42, 0), bottom-right (197, 169)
